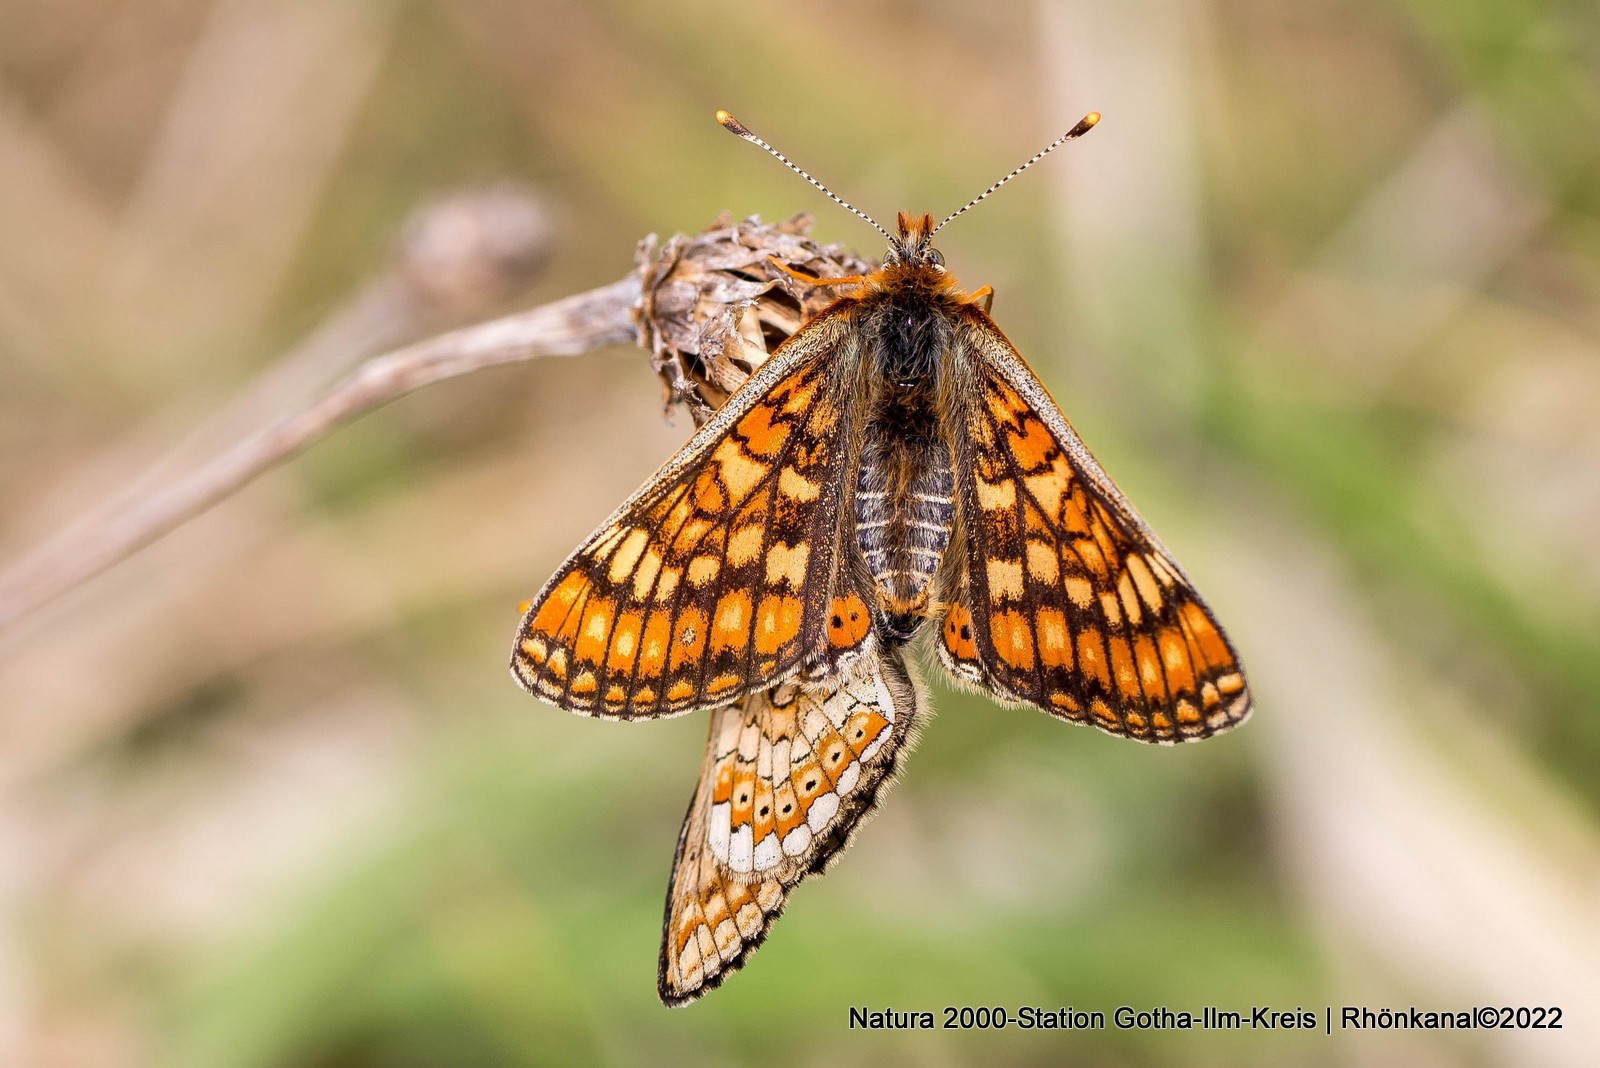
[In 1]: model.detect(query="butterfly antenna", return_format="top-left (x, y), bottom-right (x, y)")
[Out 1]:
top-left (932, 112), bottom-right (1100, 235)
top-left (716, 110), bottom-right (893, 243)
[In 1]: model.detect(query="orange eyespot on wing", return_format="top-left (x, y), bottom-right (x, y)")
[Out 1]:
top-left (940, 602), bottom-right (982, 682)
top-left (825, 593), bottom-right (871, 650)
top-left (940, 319), bottom-right (1252, 742)
top-left (659, 651), bottom-right (920, 1006)
top-left (512, 312), bottom-right (870, 718)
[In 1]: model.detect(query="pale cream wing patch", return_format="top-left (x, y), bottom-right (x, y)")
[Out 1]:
top-left (658, 650), bottom-right (919, 1006)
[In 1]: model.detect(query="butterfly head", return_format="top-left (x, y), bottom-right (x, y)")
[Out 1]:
top-left (883, 212), bottom-right (945, 270)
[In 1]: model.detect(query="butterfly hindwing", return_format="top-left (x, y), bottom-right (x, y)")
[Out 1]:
top-left (512, 309), bottom-right (879, 718)
top-left (701, 646), bottom-right (918, 882)
top-left (658, 649), bottom-right (919, 1006)
top-left (938, 314), bottom-right (1252, 742)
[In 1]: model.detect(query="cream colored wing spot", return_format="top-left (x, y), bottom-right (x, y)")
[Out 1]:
top-left (777, 466), bottom-right (821, 502)
top-left (764, 542), bottom-right (808, 588)
top-left (1126, 553), bottom-right (1163, 612)
top-left (975, 475), bottom-right (1016, 511)
top-left (714, 444), bottom-right (767, 500)
top-left (726, 524), bottom-right (765, 565)
top-left (986, 559), bottom-right (1025, 601)
top-left (607, 529), bottom-right (650, 582)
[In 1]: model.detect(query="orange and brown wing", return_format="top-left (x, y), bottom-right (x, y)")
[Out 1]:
top-left (938, 316), bottom-right (1251, 742)
top-left (511, 309), bottom-right (877, 718)
top-left (658, 650), bottom-right (919, 1006)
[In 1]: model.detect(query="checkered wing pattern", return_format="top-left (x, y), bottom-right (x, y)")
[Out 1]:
top-left (937, 319), bottom-right (1252, 742)
top-left (512, 310), bottom-right (879, 718)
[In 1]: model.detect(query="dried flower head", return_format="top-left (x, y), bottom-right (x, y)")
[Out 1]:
top-left (634, 213), bottom-right (875, 425)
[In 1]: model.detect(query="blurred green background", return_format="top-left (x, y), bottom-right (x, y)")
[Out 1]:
top-left (2, 0), bottom-right (1598, 1065)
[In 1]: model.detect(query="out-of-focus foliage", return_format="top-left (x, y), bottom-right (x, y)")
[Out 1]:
top-left (1, 1), bottom-right (1597, 1065)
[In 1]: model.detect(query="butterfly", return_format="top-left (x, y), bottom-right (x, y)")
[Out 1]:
top-left (511, 109), bottom-right (1251, 1004)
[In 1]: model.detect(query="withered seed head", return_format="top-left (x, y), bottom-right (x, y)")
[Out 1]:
top-left (633, 213), bottom-right (875, 425)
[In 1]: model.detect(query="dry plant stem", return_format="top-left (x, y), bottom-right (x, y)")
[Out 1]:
top-left (24, 186), bottom-right (557, 540)
top-left (0, 276), bottom-right (640, 634)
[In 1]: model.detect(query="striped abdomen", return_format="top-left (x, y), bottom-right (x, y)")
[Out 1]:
top-left (855, 438), bottom-right (954, 624)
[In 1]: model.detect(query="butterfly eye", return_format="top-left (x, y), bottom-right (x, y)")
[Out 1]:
top-left (926, 248), bottom-right (945, 268)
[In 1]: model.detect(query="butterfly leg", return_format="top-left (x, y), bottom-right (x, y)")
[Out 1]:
top-left (966, 284), bottom-right (994, 313)
top-left (765, 256), bottom-right (866, 288)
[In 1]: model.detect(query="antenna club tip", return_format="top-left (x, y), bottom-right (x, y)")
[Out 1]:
top-left (715, 109), bottom-right (750, 136)
top-left (1066, 112), bottom-right (1101, 139)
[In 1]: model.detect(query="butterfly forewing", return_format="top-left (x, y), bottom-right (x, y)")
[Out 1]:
top-left (659, 650), bottom-right (919, 1006)
top-left (512, 309), bottom-right (880, 718)
top-left (938, 314), bottom-right (1252, 742)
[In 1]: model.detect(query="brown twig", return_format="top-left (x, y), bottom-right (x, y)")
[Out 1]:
top-left (0, 277), bottom-right (639, 633)
top-left (40, 185), bottom-right (557, 519)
